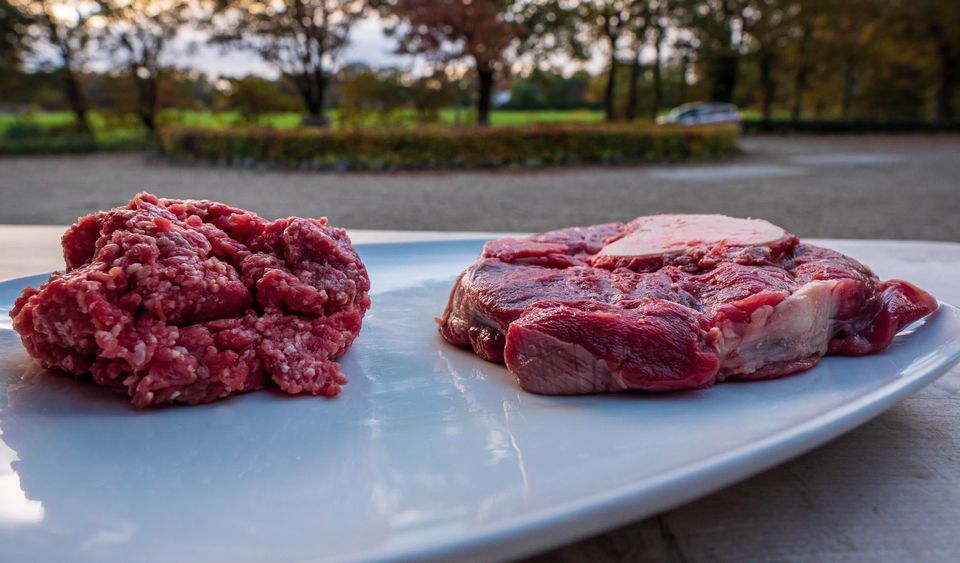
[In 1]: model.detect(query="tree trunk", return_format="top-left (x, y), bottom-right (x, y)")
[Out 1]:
top-left (933, 36), bottom-right (957, 122)
top-left (293, 69), bottom-right (328, 127)
top-left (50, 14), bottom-right (90, 134)
top-left (135, 73), bottom-right (158, 134)
top-left (759, 49), bottom-right (776, 120)
top-left (841, 56), bottom-right (856, 119)
top-left (63, 69), bottom-right (91, 134)
top-left (791, 21), bottom-right (813, 121)
top-left (604, 34), bottom-right (618, 122)
top-left (477, 66), bottom-right (494, 126)
top-left (791, 65), bottom-right (808, 121)
top-left (290, 69), bottom-right (326, 126)
top-left (813, 98), bottom-right (826, 118)
top-left (311, 69), bottom-right (328, 125)
top-left (299, 76), bottom-right (320, 118)
top-left (649, 27), bottom-right (663, 121)
top-left (710, 52), bottom-right (738, 103)
top-left (140, 112), bottom-right (156, 133)
top-left (679, 56), bottom-right (689, 104)
top-left (711, 0), bottom-right (740, 103)
top-left (625, 49), bottom-right (641, 121)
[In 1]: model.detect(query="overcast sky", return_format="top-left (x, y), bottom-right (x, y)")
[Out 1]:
top-left (177, 14), bottom-right (612, 79)
top-left (31, 13), bottom-right (607, 79)
top-left (185, 16), bottom-right (412, 79)
top-left (25, 14), bottom-right (417, 77)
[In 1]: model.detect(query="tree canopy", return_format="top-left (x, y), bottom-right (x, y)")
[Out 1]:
top-left (0, 0), bottom-right (957, 125)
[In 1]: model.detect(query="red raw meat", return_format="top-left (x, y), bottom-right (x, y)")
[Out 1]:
top-left (10, 193), bottom-right (371, 407)
top-left (439, 215), bottom-right (938, 395)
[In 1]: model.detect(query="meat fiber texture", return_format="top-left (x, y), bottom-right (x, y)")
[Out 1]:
top-left (439, 214), bottom-right (939, 395)
top-left (10, 193), bottom-right (371, 407)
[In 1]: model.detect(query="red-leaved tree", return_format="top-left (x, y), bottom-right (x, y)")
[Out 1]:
top-left (380, 0), bottom-right (522, 126)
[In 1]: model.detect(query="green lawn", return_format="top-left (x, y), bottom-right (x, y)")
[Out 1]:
top-left (738, 109), bottom-right (795, 120)
top-left (163, 108), bottom-right (608, 128)
top-left (0, 108), bottom-right (615, 155)
top-left (483, 109), bottom-right (606, 126)
top-left (0, 108), bottom-right (608, 137)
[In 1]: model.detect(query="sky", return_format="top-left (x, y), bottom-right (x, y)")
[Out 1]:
top-left (29, 12), bottom-right (609, 79)
top-left (171, 14), bottom-right (611, 80)
top-left (184, 16), bottom-right (413, 79)
top-left (27, 14), bottom-right (421, 77)
top-left (186, 18), bottom-right (633, 83)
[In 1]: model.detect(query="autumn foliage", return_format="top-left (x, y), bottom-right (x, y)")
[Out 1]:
top-left (382, 0), bottom-right (522, 125)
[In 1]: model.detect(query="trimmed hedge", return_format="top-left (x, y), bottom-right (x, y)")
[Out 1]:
top-left (0, 134), bottom-right (98, 155)
top-left (743, 119), bottom-right (960, 135)
top-left (0, 133), bottom-right (152, 156)
top-left (157, 124), bottom-right (739, 171)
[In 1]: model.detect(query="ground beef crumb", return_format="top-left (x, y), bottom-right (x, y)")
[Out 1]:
top-left (10, 193), bottom-right (371, 407)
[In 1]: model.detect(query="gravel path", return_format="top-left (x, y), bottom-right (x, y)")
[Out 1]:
top-left (1, 135), bottom-right (958, 240)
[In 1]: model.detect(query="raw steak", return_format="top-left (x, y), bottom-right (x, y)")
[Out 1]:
top-left (10, 193), bottom-right (371, 407)
top-left (439, 215), bottom-right (938, 395)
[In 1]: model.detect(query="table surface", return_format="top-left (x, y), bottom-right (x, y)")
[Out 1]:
top-left (2, 226), bottom-right (959, 562)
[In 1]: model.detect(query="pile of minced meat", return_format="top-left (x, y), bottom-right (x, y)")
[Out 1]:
top-left (10, 193), bottom-right (371, 407)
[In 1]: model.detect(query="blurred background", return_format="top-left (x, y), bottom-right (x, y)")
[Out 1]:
top-left (0, 1), bottom-right (957, 239)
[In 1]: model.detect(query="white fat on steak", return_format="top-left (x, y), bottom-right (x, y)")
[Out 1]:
top-left (600, 214), bottom-right (788, 258)
top-left (713, 280), bottom-right (840, 379)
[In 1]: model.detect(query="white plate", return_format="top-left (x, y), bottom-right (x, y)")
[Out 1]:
top-left (1, 240), bottom-right (959, 562)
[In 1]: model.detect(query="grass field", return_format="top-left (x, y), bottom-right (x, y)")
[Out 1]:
top-left (0, 108), bottom-right (609, 140)
top-left (0, 107), bottom-right (804, 140)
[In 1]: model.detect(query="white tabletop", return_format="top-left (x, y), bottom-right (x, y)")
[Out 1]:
top-left (3, 226), bottom-right (959, 561)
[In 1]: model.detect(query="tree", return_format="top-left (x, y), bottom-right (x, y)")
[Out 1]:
top-left (0, 0), bottom-right (28, 69)
top-left (212, 1), bottom-right (366, 126)
top-left (787, 0), bottom-right (817, 120)
top-left (647, 0), bottom-right (668, 120)
top-left (336, 65), bottom-right (408, 127)
top-left (928, 8), bottom-right (960, 121)
top-left (742, 0), bottom-right (791, 119)
top-left (579, 1), bottom-right (635, 122)
top-left (900, 0), bottom-right (960, 121)
top-left (675, 0), bottom-right (750, 103)
top-left (97, 1), bottom-right (194, 133)
top-left (379, 0), bottom-right (522, 126)
top-left (673, 38), bottom-right (695, 103)
top-left (613, 0), bottom-right (672, 121)
top-left (810, 0), bottom-right (879, 119)
top-left (408, 72), bottom-right (457, 125)
top-left (13, 1), bottom-right (101, 132)
top-left (218, 75), bottom-right (304, 123)
top-left (504, 68), bottom-right (594, 110)
top-left (623, 2), bottom-right (650, 121)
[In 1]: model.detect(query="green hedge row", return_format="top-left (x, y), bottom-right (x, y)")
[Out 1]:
top-left (157, 124), bottom-right (739, 171)
top-left (743, 119), bottom-right (960, 134)
top-left (0, 134), bottom-right (152, 156)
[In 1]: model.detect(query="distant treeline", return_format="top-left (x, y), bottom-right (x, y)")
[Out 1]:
top-left (1, 0), bottom-right (957, 135)
top-left (0, 66), bottom-right (601, 116)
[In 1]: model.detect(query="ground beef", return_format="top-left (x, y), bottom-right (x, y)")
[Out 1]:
top-left (10, 193), bottom-right (371, 407)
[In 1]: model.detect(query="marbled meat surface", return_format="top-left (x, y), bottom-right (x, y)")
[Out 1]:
top-left (439, 215), bottom-right (938, 395)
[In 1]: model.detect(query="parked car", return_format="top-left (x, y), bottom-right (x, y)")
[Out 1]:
top-left (656, 102), bottom-right (742, 127)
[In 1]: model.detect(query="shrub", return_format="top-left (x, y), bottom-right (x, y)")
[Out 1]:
top-left (0, 114), bottom-right (152, 155)
top-left (0, 131), bottom-right (152, 156)
top-left (2, 118), bottom-right (85, 141)
top-left (158, 123), bottom-right (739, 171)
top-left (216, 76), bottom-right (304, 125)
top-left (742, 119), bottom-right (960, 134)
